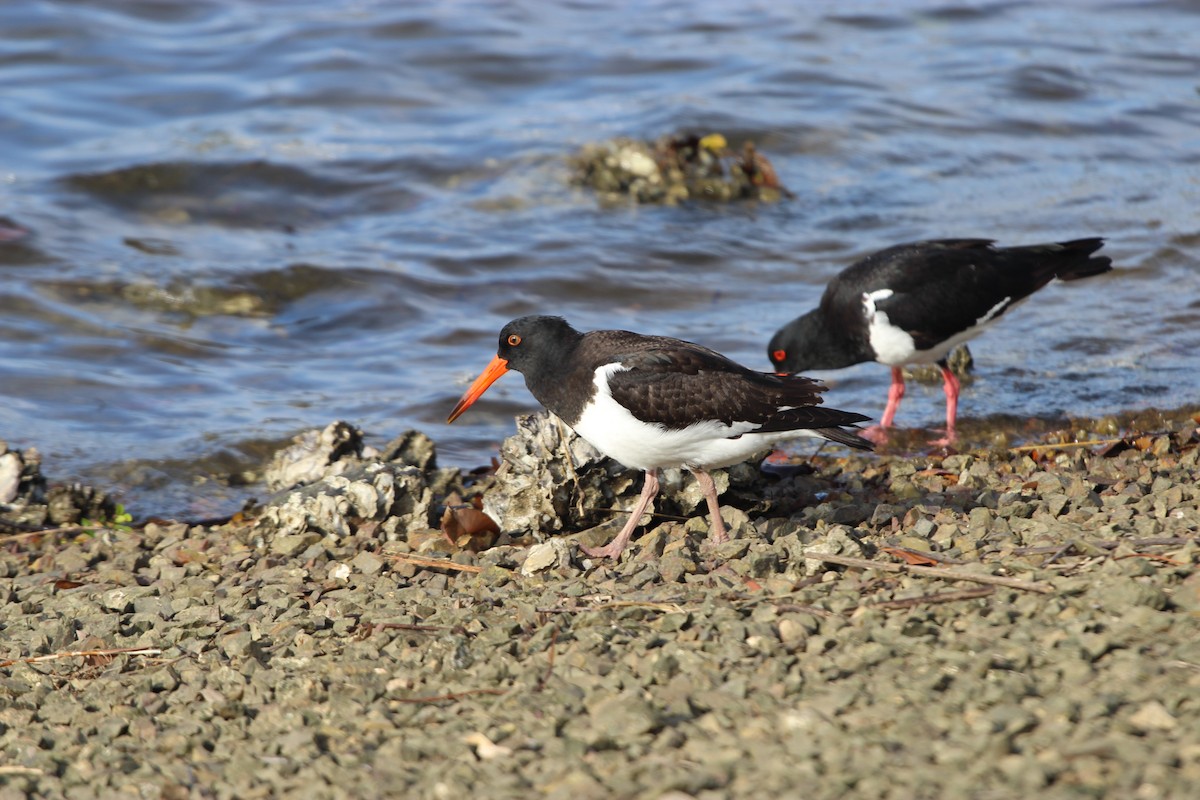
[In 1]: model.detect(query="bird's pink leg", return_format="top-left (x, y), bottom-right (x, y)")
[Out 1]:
top-left (929, 363), bottom-right (960, 447)
top-left (864, 367), bottom-right (905, 443)
top-left (580, 469), bottom-right (659, 559)
top-left (691, 469), bottom-right (728, 545)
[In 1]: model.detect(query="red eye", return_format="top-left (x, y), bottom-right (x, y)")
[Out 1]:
top-left (507, 334), bottom-right (521, 346)
top-left (772, 349), bottom-right (786, 363)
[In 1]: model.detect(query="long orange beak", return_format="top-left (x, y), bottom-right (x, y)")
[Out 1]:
top-left (447, 355), bottom-right (509, 423)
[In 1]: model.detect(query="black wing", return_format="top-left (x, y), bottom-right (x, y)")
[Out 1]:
top-left (596, 337), bottom-right (869, 435)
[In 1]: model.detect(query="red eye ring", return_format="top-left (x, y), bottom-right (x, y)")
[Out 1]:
top-left (507, 334), bottom-right (522, 346)
top-left (772, 349), bottom-right (786, 363)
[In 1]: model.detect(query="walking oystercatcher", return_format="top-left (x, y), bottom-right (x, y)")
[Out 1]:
top-left (448, 316), bottom-right (873, 559)
top-left (767, 238), bottom-right (1112, 444)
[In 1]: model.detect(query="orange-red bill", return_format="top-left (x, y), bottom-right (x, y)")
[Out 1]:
top-left (447, 355), bottom-right (509, 423)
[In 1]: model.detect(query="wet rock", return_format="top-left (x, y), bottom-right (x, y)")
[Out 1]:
top-left (568, 132), bottom-right (792, 205)
top-left (263, 420), bottom-right (370, 491)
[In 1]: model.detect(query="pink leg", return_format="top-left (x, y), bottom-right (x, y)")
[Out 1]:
top-left (863, 367), bottom-right (905, 443)
top-left (691, 469), bottom-right (728, 545)
top-left (580, 469), bottom-right (660, 559)
top-left (929, 363), bottom-right (960, 446)
top-left (880, 367), bottom-right (905, 427)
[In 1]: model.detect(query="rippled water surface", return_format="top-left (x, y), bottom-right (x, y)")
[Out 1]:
top-left (2, 0), bottom-right (1198, 516)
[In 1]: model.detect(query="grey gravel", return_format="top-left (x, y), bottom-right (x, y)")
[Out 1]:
top-left (2, 409), bottom-right (1199, 799)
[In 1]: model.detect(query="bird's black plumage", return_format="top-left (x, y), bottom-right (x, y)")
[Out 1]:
top-left (495, 315), bottom-right (871, 450)
top-left (768, 238), bottom-right (1112, 373)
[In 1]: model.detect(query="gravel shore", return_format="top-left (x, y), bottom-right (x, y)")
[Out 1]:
top-left (2, 408), bottom-right (1199, 799)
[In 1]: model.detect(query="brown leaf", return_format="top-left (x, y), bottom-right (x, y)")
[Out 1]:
top-left (440, 506), bottom-right (500, 552)
top-left (882, 547), bottom-right (941, 567)
top-left (1095, 439), bottom-right (1132, 458)
top-left (53, 579), bottom-right (85, 590)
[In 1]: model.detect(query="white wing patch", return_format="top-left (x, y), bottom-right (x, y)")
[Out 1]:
top-left (864, 290), bottom-right (1017, 366)
top-left (863, 290), bottom-right (917, 365)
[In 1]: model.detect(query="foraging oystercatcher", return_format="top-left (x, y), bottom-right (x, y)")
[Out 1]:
top-left (448, 315), bottom-right (873, 559)
top-left (767, 238), bottom-right (1112, 444)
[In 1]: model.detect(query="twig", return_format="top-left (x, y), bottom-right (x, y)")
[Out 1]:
top-left (368, 622), bottom-right (445, 633)
top-left (0, 646), bottom-right (163, 669)
top-left (390, 554), bottom-right (484, 574)
top-left (591, 507), bottom-right (691, 523)
top-left (1014, 536), bottom-right (1199, 556)
top-left (535, 627), bottom-right (559, 692)
top-left (1, 526), bottom-right (87, 543)
top-left (882, 546), bottom-right (968, 565)
top-left (1113, 552), bottom-right (1187, 566)
top-left (393, 688), bottom-right (505, 704)
top-left (1010, 438), bottom-right (1124, 453)
top-left (770, 602), bottom-right (844, 619)
top-left (0, 766), bottom-right (44, 776)
top-left (807, 552), bottom-right (1054, 594)
top-left (536, 599), bottom-right (685, 614)
top-left (866, 586), bottom-right (995, 610)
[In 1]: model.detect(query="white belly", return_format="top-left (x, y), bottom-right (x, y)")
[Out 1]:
top-left (570, 364), bottom-right (830, 471)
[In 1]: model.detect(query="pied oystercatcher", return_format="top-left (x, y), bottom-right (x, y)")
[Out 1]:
top-left (448, 315), bottom-right (873, 559)
top-left (767, 238), bottom-right (1112, 444)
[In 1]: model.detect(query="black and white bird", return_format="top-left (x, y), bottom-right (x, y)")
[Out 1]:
top-left (767, 238), bottom-right (1113, 444)
top-left (448, 315), bottom-right (873, 559)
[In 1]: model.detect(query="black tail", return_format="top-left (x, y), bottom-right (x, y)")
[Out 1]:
top-left (816, 426), bottom-right (874, 452)
top-left (1050, 237), bottom-right (1112, 281)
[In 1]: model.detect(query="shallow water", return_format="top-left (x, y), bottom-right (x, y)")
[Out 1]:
top-left (1, 0), bottom-right (1198, 517)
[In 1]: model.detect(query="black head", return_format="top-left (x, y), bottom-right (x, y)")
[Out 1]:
top-left (769, 309), bottom-right (868, 373)
top-left (768, 314), bottom-right (819, 373)
top-left (496, 315), bottom-right (583, 375)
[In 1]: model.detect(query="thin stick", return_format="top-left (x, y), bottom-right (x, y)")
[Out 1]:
top-left (0, 766), bottom-right (44, 776)
top-left (867, 586), bottom-right (995, 610)
top-left (1, 526), bottom-right (87, 543)
top-left (807, 552), bottom-right (1054, 594)
top-left (1010, 438), bottom-right (1124, 453)
top-left (535, 627), bottom-right (559, 692)
top-left (536, 600), bottom-right (685, 614)
top-left (1014, 536), bottom-right (1199, 556)
top-left (390, 554), bottom-right (484, 574)
top-left (368, 622), bottom-right (445, 633)
top-left (0, 646), bottom-right (163, 668)
top-left (393, 688), bottom-right (505, 704)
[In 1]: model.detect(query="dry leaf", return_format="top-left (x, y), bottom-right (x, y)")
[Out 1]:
top-left (440, 506), bottom-right (500, 552)
top-left (882, 547), bottom-right (941, 567)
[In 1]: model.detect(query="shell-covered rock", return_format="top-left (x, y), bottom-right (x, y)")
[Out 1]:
top-left (0, 440), bottom-right (112, 530)
top-left (482, 411), bottom-right (767, 539)
top-left (251, 424), bottom-right (460, 546)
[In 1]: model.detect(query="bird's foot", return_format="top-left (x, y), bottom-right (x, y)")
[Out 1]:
top-left (926, 433), bottom-right (959, 453)
top-left (708, 527), bottom-right (730, 546)
top-left (579, 540), bottom-right (629, 560)
top-left (861, 425), bottom-right (891, 445)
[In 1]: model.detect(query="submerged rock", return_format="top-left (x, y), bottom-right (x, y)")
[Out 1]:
top-left (568, 132), bottom-right (792, 205)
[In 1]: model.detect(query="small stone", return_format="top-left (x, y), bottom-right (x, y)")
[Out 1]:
top-left (351, 551), bottom-right (384, 576)
top-left (520, 540), bottom-right (570, 576)
top-left (1128, 701), bottom-right (1176, 732)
